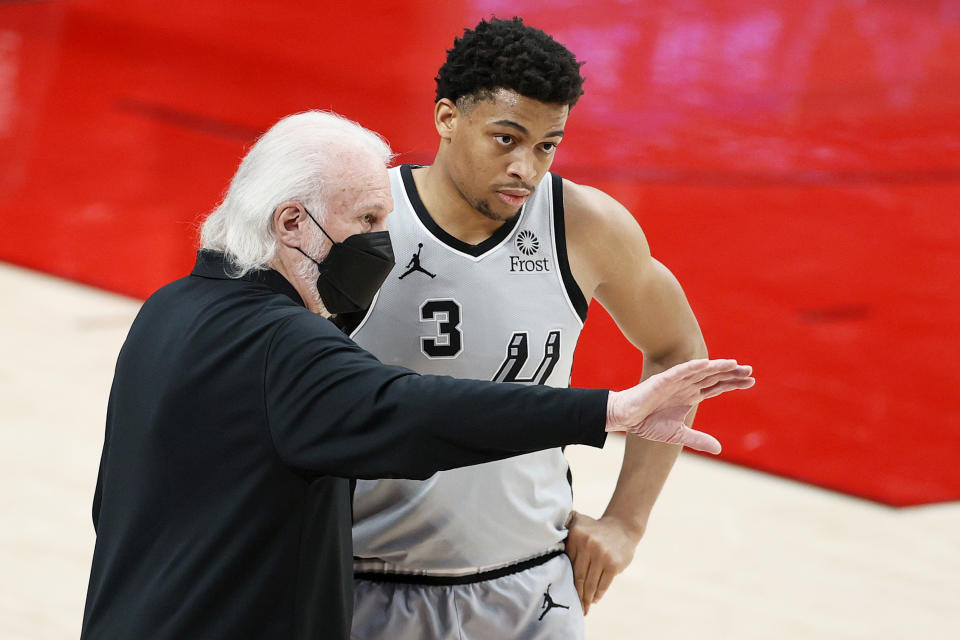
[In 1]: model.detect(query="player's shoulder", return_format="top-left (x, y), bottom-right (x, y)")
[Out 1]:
top-left (558, 176), bottom-right (645, 241)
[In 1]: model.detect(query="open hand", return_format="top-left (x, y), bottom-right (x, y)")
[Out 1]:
top-left (606, 359), bottom-right (754, 454)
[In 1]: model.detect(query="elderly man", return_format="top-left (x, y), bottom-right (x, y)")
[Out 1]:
top-left (79, 111), bottom-right (753, 640)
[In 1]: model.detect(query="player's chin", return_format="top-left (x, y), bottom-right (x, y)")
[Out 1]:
top-left (493, 200), bottom-right (525, 219)
top-left (476, 199), bottom-right (520, 222)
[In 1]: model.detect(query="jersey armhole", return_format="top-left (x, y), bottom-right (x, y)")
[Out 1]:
top-left (551, 174), bottom-right (589, 323)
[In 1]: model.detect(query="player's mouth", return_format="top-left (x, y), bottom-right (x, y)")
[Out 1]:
top-left (496, 190), bottom-right (529, 207)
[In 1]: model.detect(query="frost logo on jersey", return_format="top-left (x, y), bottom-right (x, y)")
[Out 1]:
top-left (515, 229), bottom-right (540, 255)
top-left (510, 229), bottom-right (551, 273)
top-left (399, 242), bottom-right (436, 280)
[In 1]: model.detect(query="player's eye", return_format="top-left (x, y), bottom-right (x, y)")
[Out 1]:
top-left (540, 142), bottom-right (558, 153)
top-left (494, 135), bottom-right (513, 146)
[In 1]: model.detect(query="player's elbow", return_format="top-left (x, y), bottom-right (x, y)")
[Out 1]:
top-left (644, 336), bottom-right (707, 369)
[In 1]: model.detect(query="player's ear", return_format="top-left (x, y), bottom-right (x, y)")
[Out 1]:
top-left (435, 98), bottom-right (458, 140)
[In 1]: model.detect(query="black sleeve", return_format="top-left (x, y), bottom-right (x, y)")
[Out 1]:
top-left (263, 312), bottom-right (608, 479)
top-left (91, 386), bottom-right (117, 532)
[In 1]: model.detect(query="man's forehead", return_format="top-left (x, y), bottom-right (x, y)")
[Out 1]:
top-left (326, 153), bottom-right (388, 188)
top-left (357, 190), bottom-right (393, 211)
top-left (326, 161), bottom-right (391, 210)
top-left (467, 89), bottom-right (569, 130)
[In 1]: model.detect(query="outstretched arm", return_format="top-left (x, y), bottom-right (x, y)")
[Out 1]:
top-left (264, 311), bottom-right (750, 482)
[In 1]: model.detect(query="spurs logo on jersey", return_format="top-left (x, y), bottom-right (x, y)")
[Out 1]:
top-left (509, 228), bottom-right (551, 273)
top-left (492, 331), bottom-right (561, 384)
top-left (350, 165), bottom-right (589, 576)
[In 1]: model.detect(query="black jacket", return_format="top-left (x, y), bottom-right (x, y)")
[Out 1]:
top-left (80, 250), bottom-right (607, 639)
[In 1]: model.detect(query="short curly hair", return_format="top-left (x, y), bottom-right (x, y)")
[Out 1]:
top-left (436, 17), bottom-right (585, 108)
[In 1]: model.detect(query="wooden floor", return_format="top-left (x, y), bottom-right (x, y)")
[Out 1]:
top-left (1, 262), bottom-right (957, 639)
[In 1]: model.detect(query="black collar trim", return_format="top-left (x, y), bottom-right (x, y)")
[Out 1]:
top-left (399, 164), bottom-right (522, 258)
top-left (191, 249), bottom-right (305, 307)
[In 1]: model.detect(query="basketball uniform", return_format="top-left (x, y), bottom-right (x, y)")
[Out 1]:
top-left (349, 165), bottom-right (589, 639)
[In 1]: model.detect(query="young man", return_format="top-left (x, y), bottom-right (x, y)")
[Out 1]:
top-left (348, 18), bottom-right (721, 639)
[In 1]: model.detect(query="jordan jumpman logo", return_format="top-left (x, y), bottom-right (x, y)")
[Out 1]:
top-left (398, 242), bottom-right (436, 279)
top-left (538, 584), bottom-right (570, 621)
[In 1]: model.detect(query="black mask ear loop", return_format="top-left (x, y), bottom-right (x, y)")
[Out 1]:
top-left (297, 207), bottom-right (337, 260)
top-left (295, 246), bottom-right (320, 268)
top-left (294, 207), bottom-right (335, 272)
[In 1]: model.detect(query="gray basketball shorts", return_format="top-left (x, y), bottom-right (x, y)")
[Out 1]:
top-left (351, 552), bottom-right (584, 640)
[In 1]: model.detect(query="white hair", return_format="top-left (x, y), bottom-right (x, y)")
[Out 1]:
top-left (200, 110), bottom-right (393, 276)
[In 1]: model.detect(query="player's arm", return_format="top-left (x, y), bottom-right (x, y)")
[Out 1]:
top-left (563, 180), bottom-right (708, 614)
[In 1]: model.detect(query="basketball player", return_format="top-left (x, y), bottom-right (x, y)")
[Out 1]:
top-left (348, 18), bottom-right (716, 639)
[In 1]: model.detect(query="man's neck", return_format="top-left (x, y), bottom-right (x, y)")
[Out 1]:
top-left (413, 164), bottom-right (507, 246)
top-left (268, 254), bottom-right (329, 317)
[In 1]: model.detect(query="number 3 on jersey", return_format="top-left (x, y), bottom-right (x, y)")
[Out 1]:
top-left (420, 299), bottom-right (462, 358)
top-left (420, 298), bottom-right (560, 385)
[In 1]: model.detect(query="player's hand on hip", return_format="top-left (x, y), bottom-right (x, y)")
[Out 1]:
top-left (565, 511), bottom-right (639, 616)
top-left (605, 358), bottom-right (755, 454)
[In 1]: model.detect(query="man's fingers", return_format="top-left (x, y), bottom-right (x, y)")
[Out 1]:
top-left (694, 366), bottom-right (753, 390)
top-left (655, 359), bottom-right (748, 392)
top-left (669, 358), bottom-right (712, 379)
top-left (657, 359), bottom-right (750, 384)
top-left (690, 363), bottom-right (751, 388)
top-left (700, 377), bottom-right (756, 400)
top-left (595, 570), bottom-right (615, 603)
top-left (676, 358), bottom-right (739, 381)
top-left (678, 426), bottom-right (722, 454)
top-left (581, 561), bottom-right (603, 613)
top-left (571, 547), bottom-right (589, 607)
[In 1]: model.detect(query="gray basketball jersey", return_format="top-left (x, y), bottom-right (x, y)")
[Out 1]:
top-left (350, 165), bottom-right (588, 575)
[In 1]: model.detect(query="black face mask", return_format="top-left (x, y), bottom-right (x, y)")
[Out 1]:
top-left (296, 208), bottom-right (395, 314)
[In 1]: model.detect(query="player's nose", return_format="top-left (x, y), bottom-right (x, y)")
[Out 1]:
top-left (506, 149), bottom-right (537, 182)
